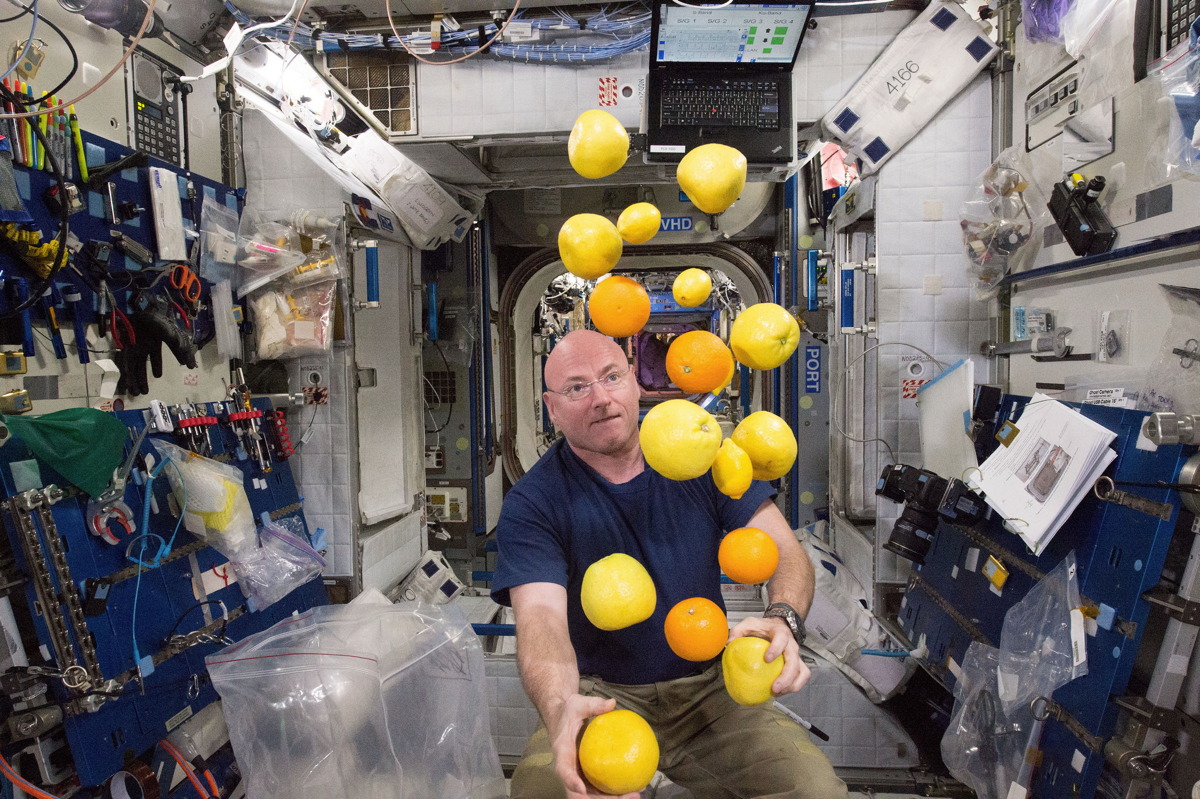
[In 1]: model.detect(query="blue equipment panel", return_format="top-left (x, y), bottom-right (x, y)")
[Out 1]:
top-left (0, 400), bottom-right (326, 788)
top-left (0, 130), bottom-right (238, 359)
top-left (898, 396), bottom-right (1193, 799)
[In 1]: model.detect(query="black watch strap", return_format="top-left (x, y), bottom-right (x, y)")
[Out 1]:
top-left (764, 602), bottom-right (806, 646)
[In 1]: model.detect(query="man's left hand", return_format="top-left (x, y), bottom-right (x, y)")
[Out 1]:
top-left (728, 617), bottom-right (812, 697)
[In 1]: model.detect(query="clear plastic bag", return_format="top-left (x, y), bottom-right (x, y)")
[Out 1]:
top-left (1147, 19), bottom-right (1200, 184)
top-left (206, 602), bottom-right (507, 799)
top-left (997, 551), bottom-right (1087, 718)
top-left (1063, 0), bottom-right (1135, 111)
top-left (1138, 284), bottom-right (1200, 415)
top-left (229, 518), bottom-right (325, 612)
top-left (960, 147), bottom-right (1051, 297)
top-left (151, 440), bottom-right (256, 559)
top-left (1021, 0), bottom-right (1074, 43)
top-left (236, 206), bottom-right (308, 297)
top-left (941, 642), bottom-right (1025, 799)
top-left (249, 279), bottom-right (337, 360)
top-left (199, 195), bottom-right (240, 284)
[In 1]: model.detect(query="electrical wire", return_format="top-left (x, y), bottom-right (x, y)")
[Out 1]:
top-left (425, 338), bottom-right (455, 434)
top-left (165, 600), bottom-right (229, 642)
top-left (0, 0), bottom-right (38, 84)
top-left (0, 749), bottom-right (61, 799)
top-left (830, 341), bottom-right (951, 466)
top-left (222, 0), bottom-right (650, 63)
top-left (160, 739), bottom-right (212, 799)
top-left (0, 81), bottom-right (69, 320)
top-left (0, 0), bottom-right (158, 120)
top-left (0, 1), bottom-right (80, 102)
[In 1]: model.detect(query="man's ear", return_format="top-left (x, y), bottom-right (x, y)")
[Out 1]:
top-left (542, 393), bottom-right (558, 428)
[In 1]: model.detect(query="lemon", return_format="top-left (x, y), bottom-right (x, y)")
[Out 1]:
top-left (559, 214), bottom-right (623, 280)
top-left (672, 268), bottom-right (712, 307)
top-left (731, 411), bottom-right (797, 481)
top-left (712, 438), bottom-right (753, 500)
top-left (617, 202), bottom-right (661, 244)
top-left (729, 303), bottom-right (801, 370)
top-left (579, 709), bottom-right (660, 795)
top-left (568, 110), bottom-right (629, 179)
top-left (639, 399), bottom-right (722, 481)
top-left (722, 636), bottom-right (783, 706)
top-left (581, 553), bottom-right (657, 631)
top-left (677, 144), bottom-right (747, 214)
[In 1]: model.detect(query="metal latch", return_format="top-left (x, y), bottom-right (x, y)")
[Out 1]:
top-left (1141, 590), bottom-right (1200, 625)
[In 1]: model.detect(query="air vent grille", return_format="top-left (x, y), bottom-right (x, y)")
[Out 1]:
top-left (321, 49), bottom-right (416, 136)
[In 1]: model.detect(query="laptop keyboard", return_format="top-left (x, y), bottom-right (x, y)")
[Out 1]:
top-left (660, 77), bottom-right (781, 129)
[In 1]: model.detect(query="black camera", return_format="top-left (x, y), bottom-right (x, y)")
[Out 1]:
top-left (875, 464), bottom-right (988, 564)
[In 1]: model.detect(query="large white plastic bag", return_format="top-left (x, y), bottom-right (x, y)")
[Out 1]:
top-left (152, 440), bottom-right (256, 559)
top-left (206, 602), bottom-right (506, 799)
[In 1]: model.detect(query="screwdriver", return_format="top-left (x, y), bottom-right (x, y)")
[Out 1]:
top-left (62, 287), bottom-right (88, 364)
top-left (41, 286), bottom-right (66, 360)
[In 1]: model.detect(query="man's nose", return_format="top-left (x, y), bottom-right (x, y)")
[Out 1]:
top-left (589, 386), bottom-right (612, 407)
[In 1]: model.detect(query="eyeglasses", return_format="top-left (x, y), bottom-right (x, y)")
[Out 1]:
top-left (549, 368), bottom-right (630, 401)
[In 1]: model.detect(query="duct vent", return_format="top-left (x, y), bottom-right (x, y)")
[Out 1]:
top-left (319, 49), bottom-right (416, 137)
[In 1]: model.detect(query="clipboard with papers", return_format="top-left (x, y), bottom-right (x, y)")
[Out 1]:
top-left (966, 394), bottom-right (1117, 555)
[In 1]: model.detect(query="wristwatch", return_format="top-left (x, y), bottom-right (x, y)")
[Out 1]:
top-left (764, 602), bottom-right (807, 647)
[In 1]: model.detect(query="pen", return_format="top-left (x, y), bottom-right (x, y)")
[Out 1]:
top-left (36, 93), bottom-right (48, 171)
top-left (772, 701), bottom-right (830, 742)
top-left (69, 104), bottom-right (87, 182)
top-left (21, 83), bottom-right (35, 170)
top-left (1, 80), bottom-right (20, 166)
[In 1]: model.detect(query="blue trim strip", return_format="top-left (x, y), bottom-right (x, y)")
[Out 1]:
top-left (473, 623), bottom-right (516, 636)
top-left (999, 225), bottom-right (1200, 286)
top-left (915, 358), bottom-right (966, 396)
top-left (806, 250), bottom-right (819, 312)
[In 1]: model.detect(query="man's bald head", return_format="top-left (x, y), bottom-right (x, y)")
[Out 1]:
top-left (543, 330), bottom-right (626, 392)
top-left (542, 329), bottom-right (640, 461)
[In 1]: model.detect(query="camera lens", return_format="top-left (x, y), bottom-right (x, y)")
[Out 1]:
top-left (883, 505), bottom-right (940, 565)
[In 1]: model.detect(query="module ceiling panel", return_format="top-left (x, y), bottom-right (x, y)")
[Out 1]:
top-left (308, 0), bottom-right (594, 22)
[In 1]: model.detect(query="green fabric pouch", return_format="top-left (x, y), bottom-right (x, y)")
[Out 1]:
top-left (2, 409), bottom-right (128, 497)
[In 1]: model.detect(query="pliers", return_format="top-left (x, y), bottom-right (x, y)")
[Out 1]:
top-left (110, 304), bottom-right (135, 350)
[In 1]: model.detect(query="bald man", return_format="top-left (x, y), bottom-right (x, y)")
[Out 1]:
top-left (491, 330), bottom-right (846, 799)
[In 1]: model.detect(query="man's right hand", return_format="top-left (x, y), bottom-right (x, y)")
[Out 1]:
top-left (548, 694), bottom-right (643, 799)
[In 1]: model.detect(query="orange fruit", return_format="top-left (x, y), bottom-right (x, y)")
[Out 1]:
top-left (718, 527), bottom-right (779, 585)
top-left (589, 276), bottom-right (650, 338)
top-left (665, 331), bottom-right (734, 394)
top-left (664, 597), bottom-right (728, 661)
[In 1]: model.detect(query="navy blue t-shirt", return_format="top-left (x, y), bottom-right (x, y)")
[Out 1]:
top-left (491, 439), bottom-right (776, 685)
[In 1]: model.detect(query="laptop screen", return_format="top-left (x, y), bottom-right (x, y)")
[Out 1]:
top-left (653, 2), bottom-right (814, 66)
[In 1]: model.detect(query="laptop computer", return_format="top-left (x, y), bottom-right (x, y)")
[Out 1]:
top-left (645, 0), bottom-right (814, 165)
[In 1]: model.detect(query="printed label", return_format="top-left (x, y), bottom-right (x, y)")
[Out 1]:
top-left (804, 346), bottom-right (821, 394)
top-left (598, 76), bottom-right (618, 106)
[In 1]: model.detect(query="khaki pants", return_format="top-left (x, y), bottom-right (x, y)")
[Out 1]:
top-left (509, 664), bottom-right (848, 799)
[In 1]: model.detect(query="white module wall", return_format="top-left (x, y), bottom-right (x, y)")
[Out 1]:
top-left (242, 111), bottom-right (426, 589)
top-left (837, 74), bottom-right (997, 588)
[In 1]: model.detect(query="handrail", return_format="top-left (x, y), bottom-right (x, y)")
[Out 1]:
top-left (999, 225), bottom-right (1200, 286)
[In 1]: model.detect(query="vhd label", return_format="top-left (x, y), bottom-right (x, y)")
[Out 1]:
top-left (804, 346), bottom-right (822, 394)
top-left (659, 216), bottom-right (693, 232)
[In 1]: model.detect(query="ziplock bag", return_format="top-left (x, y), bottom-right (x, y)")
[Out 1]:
top-left (249, 279), bottom-right (337, 360)
top-left (942, 642), bottom-right (1026, 799)
top-left (207, 602), bottom-right (507, 799)
top-left (151, 440), bottom-right (256, 558)
top-left (997, 551), bottom-right (1087, 718)
top-left (229, 518), bottom-right (325, 611)
top-left (199, 194), bottom-right (239, 283)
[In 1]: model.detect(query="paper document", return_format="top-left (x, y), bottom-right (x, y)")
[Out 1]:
top-left (969, 395), bottom-right (1116, 554)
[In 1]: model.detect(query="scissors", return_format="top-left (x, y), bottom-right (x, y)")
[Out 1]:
top-left (170, 264), bottom-right (202, 303)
